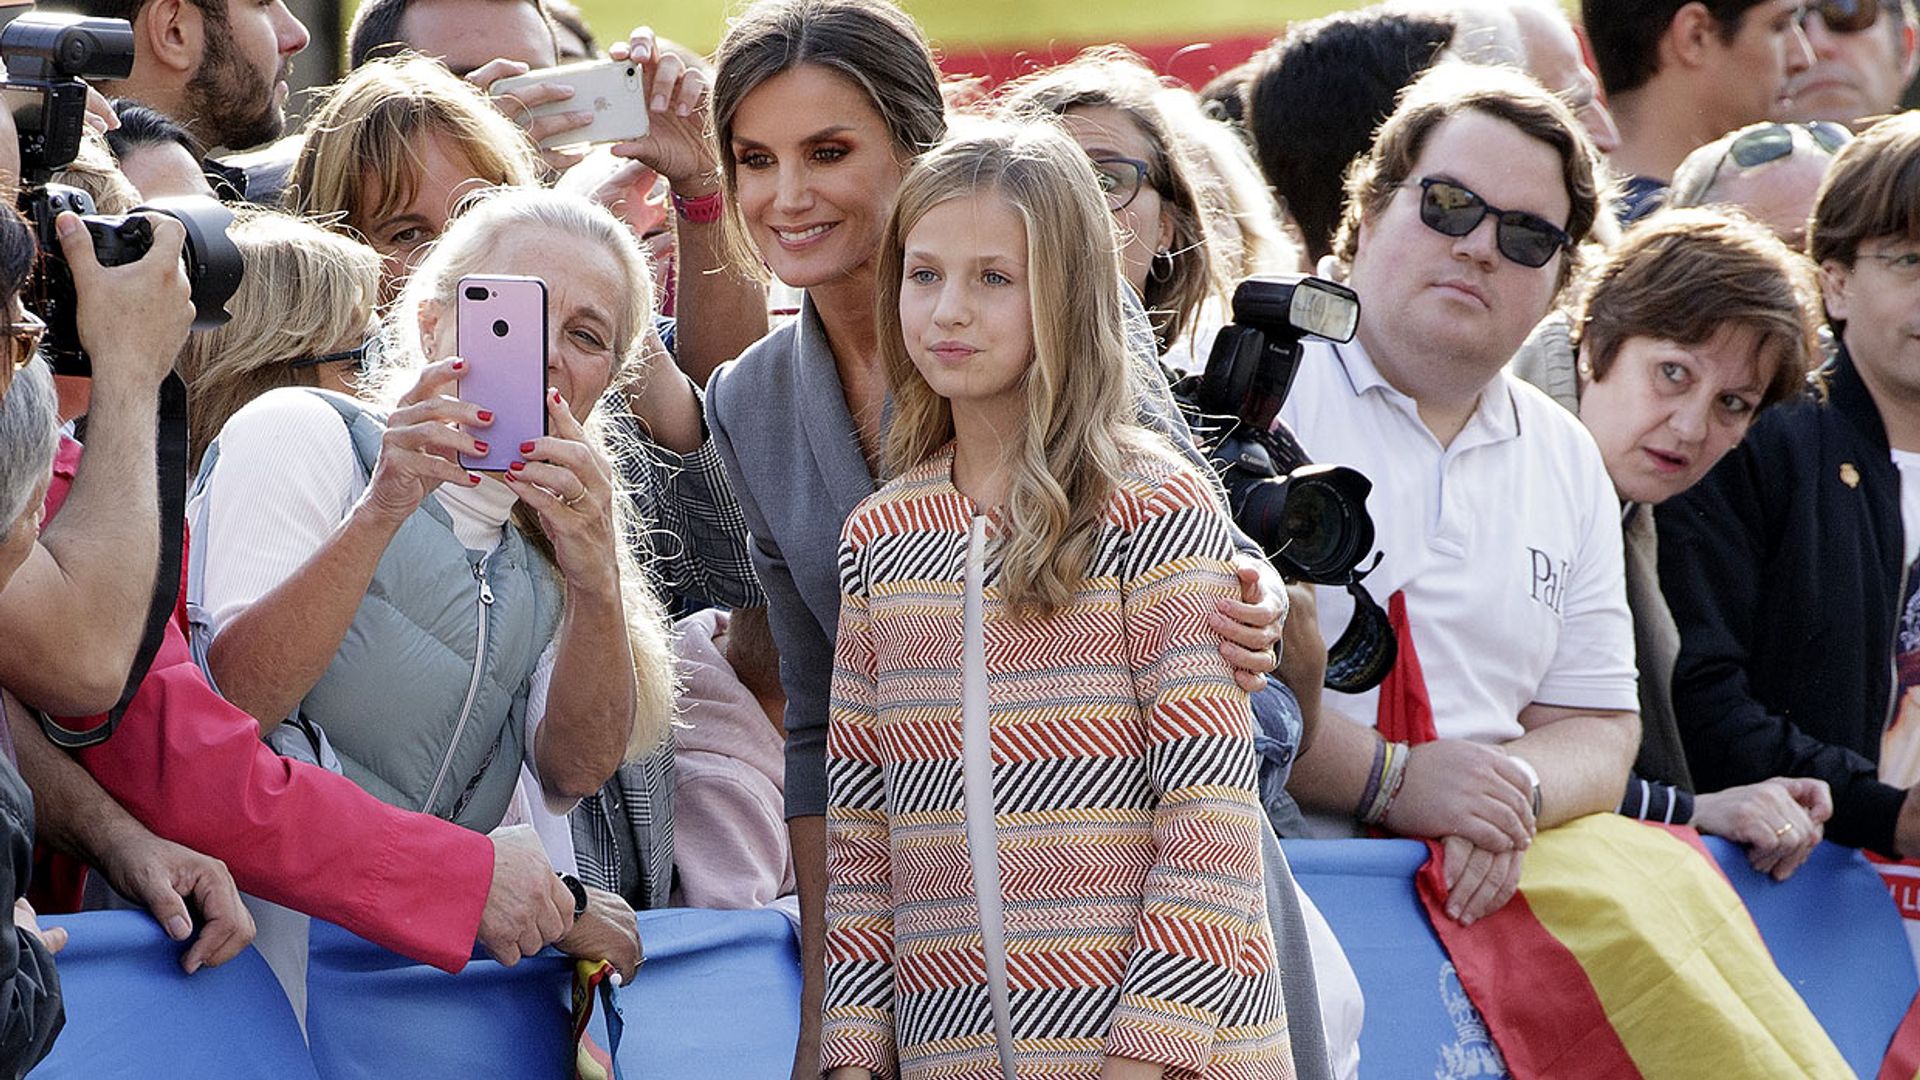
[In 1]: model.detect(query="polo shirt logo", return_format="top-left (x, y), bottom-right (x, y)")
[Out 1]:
top-left (1528, 547), bottom-right (1569, 615)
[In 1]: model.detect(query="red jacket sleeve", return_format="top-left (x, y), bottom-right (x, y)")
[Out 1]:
top-left (42, 439), bottom-right (494, 973)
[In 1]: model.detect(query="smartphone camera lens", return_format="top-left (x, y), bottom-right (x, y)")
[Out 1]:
top-left (464, 285), bottom-right (488, 301)
top-left (491, 319), bottom-right (510, 338)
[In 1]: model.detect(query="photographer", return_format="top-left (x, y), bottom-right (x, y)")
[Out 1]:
top-left (0, 103), bottom-right (190, 718)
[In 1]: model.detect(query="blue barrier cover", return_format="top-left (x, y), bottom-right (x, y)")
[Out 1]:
top-left (24, 840), bottom-right (1902, 1079)
top-left (31, 910), bottom-right (317, 1080)
top-left (303, 907), bottom-right (801, 1080)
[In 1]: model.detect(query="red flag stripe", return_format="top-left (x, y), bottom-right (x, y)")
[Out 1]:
top-left (1416, 844), bottom-right (1642, 1080)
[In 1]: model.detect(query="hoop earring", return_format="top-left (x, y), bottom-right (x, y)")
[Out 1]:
top-left (1149, 249), bottom-right (1174, 284)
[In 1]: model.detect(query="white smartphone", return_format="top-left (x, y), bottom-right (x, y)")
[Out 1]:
top-left (491, 58), bottom-right (651, 151)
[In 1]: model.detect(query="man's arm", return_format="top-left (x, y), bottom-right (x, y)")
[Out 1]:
top-left (0, 216), bottom-right (194, 714)
top-left (1508, 703), bottom-right (1641, 829)
top-left (10, 707), bottom-right (253, 973)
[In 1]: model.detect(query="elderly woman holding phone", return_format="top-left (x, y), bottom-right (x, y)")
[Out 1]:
top-left (189, 188), bottom-right (677, 970)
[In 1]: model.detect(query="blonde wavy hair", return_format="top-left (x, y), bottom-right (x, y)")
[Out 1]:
top-left (372, 187), bottom-right (677, 758)
top-left (177, 209), bottom-right (382, 469)
top-left (284, 55), bottom-right (540, 246)
top-left (877, 119), bottom-right (1177, 619)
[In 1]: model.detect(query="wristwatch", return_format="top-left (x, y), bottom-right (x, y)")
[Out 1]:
top-left (1509, 754), bottom-right (1544, 820)
top-left (558, 872), bottom-right (589, 919)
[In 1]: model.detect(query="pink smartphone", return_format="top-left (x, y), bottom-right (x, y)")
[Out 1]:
top-left (455, 274), bottom-right (548, 472)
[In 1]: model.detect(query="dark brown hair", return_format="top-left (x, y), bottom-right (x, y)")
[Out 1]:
top-left (710, 0), bottom-right (945, 275)
top-left (1574, 207), bottom-right (1819, 412)
top-left (999, 46), bottom-right (1220, 354)
top-left (1334, 63), bottom-right (1603, 290)
top-left (1808, 111), bottom-right (1920, 270)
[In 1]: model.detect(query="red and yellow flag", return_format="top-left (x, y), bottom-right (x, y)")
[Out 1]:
top-left (1419, 816), bottom-right (1852, 1080)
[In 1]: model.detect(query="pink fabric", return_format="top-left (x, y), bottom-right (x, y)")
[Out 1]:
top-left (37, 437), bottom-right (495, 972)
top-left (669, 609), bottom-right (795, 909)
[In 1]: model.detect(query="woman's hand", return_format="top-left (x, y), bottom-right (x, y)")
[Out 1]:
top-left (1692, 776), bottom-right (1831, 881)
top-left (467, 57), bottom-right (591, 175)
top-left (1208, 555), bottom-right (1286, 693)
top-left (605, 28), bottom-right (720, 194)
top-left (360, 358), bottom-right (487, 524)
top-left (503, 388), bottom-right (618, 591)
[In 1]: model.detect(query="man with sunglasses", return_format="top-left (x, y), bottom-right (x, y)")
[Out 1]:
top-left (1785, 0), bottom-right (1919, 125)
top-left (1667, 119), bottom-right (1851, 246)
top-left (1278, 65), bottom-right (1637, 927)
top-left (1584, 0), bottom-right (1815, 221)
top-left (1659, 114), bottom-right (1920, 866)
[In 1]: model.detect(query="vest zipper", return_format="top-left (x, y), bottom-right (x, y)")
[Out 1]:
top-left (423, 558), bottom-right (495, 815)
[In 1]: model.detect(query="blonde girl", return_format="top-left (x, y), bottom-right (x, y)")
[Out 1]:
top-left (822, 119), bottom-right (1291, 1080)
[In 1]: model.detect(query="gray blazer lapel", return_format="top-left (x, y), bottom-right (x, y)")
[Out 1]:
top-left (793, 295), bottom-right (880, 527)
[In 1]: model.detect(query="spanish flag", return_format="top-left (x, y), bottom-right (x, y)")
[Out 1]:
top-left (1376, 592), bottom-right (1851, 1079)
top-left (1417, 817), bottom-right (1851, 1079)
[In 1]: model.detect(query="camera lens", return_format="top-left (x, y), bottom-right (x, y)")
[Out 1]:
top-left (491, 319), bottom-right (509, 338)
top-left (465, 286), bottom-right (488, 301)
top-left (1278, 481), bottom-right (1355, 579)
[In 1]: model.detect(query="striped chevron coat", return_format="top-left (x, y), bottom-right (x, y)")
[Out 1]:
top-left (822, 445), bottom-right (1291, 1080)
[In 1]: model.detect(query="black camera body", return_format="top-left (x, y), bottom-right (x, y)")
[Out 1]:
top-left (0, 12), bottom-right (241, 376)
top-left (1187, 275), bottom-right (1371, 585)
top-left (0, 12), bottom-right (134, 183)
top-left (1176, 275), bottom-right (1397, 692)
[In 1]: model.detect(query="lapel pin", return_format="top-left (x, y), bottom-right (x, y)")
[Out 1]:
top-left (1841, 463), bottom-right (1860, 488)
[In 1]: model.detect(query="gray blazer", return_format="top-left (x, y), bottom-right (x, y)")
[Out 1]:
top-left (706, 296), bottom-right (1335, 1080)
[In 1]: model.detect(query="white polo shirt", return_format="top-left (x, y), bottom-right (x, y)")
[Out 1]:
top-left (1276, 338), bottom-right (1637, 749)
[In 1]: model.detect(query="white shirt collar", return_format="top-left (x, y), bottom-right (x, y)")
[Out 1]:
top-left (1328, 336), bottom-right (1522, 447)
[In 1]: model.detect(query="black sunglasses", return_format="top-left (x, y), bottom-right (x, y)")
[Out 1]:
top-left (1796, 0), bottom-right (1897, 33)
top-left (289, 337), bottom-right (373, 371)
top-left (1718, 121), bottom-right (1851, 175)
top-left (1410, 178), bottom-right (1571, 269)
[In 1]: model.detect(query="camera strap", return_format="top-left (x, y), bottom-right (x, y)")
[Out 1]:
top-left (37, 372), bottom-right (189, 748)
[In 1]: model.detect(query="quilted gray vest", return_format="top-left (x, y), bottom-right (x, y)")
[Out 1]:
top-left (189, 390), bottom-right (562, 831)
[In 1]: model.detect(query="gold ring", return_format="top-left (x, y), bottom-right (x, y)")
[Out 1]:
top-left (564, 490), bottom-right (585, 509)
top-left (1773, 822), bottom-right (1793, 838)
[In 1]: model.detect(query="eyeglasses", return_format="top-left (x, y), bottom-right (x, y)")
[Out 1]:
top-left (1409, 177), bottom-right (1571, 268)
top-left (1089, 157), bottom-right (1151, 212)
top-left (1796, 0), bottom-right (1899, 34)
top-left (3, 310), bottom-right (45, 373)
top-left (289, 336), bottom-right (373, 371)
top-left (1718, 121), bottom-right (1851, 173)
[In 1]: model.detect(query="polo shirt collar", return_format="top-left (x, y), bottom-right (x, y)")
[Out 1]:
top-left (1330, 337), bottom-right (1521, 446)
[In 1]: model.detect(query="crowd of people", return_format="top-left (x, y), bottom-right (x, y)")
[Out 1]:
top-left (0, 0), bottom-right (1914, 1074)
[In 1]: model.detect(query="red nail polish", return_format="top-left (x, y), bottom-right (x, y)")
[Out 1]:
top-left (473, 440), bottom-right (490, 454)
top-left (452, 359), bottom-right (466, 372)
top-left (520, 441), bottom-right (536, 454)
top-left (550, 388), bottom-right (561, 404)
top-left (476, 410), bottom-right (493, 423)
top-left (509, 461), bottom-right (525, 472)
top-left (467, 472), bottom-right (482, 485)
